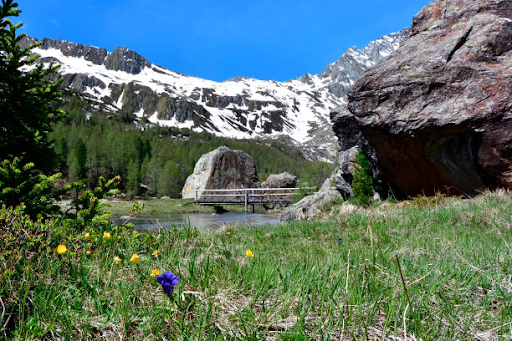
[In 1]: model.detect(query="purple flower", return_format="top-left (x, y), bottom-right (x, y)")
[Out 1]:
top-left (156, 271), bottom-right (180, 295)
top-left (337, 238), bottom-right (343, 244)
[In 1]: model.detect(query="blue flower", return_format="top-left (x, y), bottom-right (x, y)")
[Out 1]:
top-left (156, 271), bottom-right (180, 295)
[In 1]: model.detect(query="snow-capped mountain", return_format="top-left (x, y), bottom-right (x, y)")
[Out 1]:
top-left (21, 29), bottom-right (407, 162)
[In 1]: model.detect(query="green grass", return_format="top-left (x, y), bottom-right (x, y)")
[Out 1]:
top-left (2, 190), bottom-right (512, 339)
top-left (108, 198), bottom-right (245, 216)
top-left (108, 198), bottom-right (213, 216)
top-left (108, 198), bottom-right (266, 216)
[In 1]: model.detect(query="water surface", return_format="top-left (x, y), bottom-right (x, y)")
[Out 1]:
top-left (112, 213), bottom-right (281, 232)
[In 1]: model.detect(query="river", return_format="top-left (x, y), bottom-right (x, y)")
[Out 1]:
top-left (111, 213), bottom-right (282, 232)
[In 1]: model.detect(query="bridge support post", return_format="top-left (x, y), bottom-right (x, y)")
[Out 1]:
top-left (244, 190), bottom-right (248, 213)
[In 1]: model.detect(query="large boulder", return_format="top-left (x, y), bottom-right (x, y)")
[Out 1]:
top-left (260, 172), bottom-right (298, 210)
top-left (281, 174), bottom-right (342, 221)
top-left (182, 146), bottom-right (259, 199)
top-left (261, 172), bottom-right (298, 188)
top-left (347, 0), bottom-right (512, 197)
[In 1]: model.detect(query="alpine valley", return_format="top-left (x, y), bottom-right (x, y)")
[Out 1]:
top-left (21, 29), bottom-right (407, 162)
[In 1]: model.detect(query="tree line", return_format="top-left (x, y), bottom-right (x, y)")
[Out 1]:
top-left (50, 97), bottom-right (333, 198)
top-left (0, 0), bottom-right (332, 202)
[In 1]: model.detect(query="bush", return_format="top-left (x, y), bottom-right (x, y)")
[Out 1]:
top-left (0, 158), bottom-right (65, 219)
top-left (0, 202), bottom-right (155, 339)
top-left (351, 149), bottom-right (377, 207)
top-left (0, 157), bottom-right (122, 229)
top-left (64, 175), bottom-right (121, 230)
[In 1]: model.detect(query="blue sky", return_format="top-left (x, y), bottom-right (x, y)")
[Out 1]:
top-left (18, 0), bottom-right (432, 82)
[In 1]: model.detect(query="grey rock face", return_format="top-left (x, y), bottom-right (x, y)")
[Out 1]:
top-left (201, 88), bottom-right (245, 108)
top-left (160, 96), bottom-right (212, 124)
top-left (101, 82), bottom-right (212, 124)
top-left (347, 0), bottom-right (512, 196)
top-left (20, 36), bottom-right (108, 65)
top-left (261, 172), bottom-right (298, 188)
top-left (330, 106), bottom-right (382, 198)
top-left (53, 73), bottom-right (107, 94)
top-left (18, 35), bottom-right (38, 48)
top-left (281, 173), bottom-right (341, 221)
top-left (182, 146), bottom-right (259, 199)
top-left (104, 47), bottom-right (150, 75)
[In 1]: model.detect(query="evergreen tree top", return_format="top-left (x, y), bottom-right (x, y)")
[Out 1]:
top-left (0, 0), bottom-right (66, 172)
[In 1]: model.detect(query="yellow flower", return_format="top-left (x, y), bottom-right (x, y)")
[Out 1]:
top-left (114, 256), bottom-right (122, 264)
top-left (103, 231), bottom-right (111, 239)
top-left (246, 249), bottom-right (254, 258)
top-left (130, 254), bottom-right (140, 263)
top-left (151, 269), bottom-right (160, 277)
top-left (56, 244), bottom-right (67, 255)
top-left (86, 250), bottom-right (91, 255)
top-left (152, 250), bottom-right (159, 257)
top-left (84, 232), bottom-right (91, 240)
top-left (227, 231), bottom-right (231, 235)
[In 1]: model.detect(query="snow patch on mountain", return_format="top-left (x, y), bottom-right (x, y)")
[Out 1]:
top-left (21, 28), bottom-right (408, 162)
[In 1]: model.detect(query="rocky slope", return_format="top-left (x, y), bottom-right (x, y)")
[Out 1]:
top-left (20, 30), bottom-right (407, 161)
top-left (346, 0), bottom-right (512, 196)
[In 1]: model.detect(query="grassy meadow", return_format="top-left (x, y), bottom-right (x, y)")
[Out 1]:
top-left (107, 198), bottom-right (215, 216)
top-left (1, 191), bottom-right (512, 340)
top-left (107, 198), bottom-right (250, 217)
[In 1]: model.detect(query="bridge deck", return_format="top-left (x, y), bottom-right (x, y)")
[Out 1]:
top-left (192, 187), bottom-right (311, 212)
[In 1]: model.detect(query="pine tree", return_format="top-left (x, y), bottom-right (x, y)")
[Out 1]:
top-left (126, 159), bottom-right (140, 197)
top-left (68, 139), bottom-right (88, 183)
top-left (0, 0), bottom-right (65, 171)
top-left (74, 138), bottom-right (88, 180)
top-left (158, 160), bottom-right (181, 197)
top-left (351, 149), bottom-right (375, 207)
top-left (86, 126), bottom-right (103, 186)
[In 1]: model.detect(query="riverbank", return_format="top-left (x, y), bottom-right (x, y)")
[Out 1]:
top-left (3, 190), bottom-right (512, 339)
top-left (107, 198), bottom-right (250, 216)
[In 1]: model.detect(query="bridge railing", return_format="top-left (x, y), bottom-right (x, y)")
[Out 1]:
top-left (195, 187), bottom-right (313, 212)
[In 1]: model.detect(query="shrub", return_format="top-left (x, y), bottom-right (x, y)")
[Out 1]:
top-left (64, 175), bottom-right (121, 231)
top-left (0, 158), bottom-right (65, 219)
top-left (0, 201), bottom-right (154, 339)
top-left (0, 157), bottom-right (122, 229)
top-left (351, 149), bottom-right (376, 207)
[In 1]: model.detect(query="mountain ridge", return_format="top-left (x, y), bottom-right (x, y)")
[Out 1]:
top-left (21, 29), bottom-right (408, 162)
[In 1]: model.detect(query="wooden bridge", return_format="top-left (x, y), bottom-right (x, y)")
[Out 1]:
top-left (192, 187), bottom-right (311, 212)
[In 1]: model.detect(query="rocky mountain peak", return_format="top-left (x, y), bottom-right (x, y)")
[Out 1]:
top-left (35, 38), bottom-right (108, 65)
top-left (313, 28), bottom-right (409, 98)
top-left (223, 76), bottom-right (255, 83)
top-left (104, 46), bottom-right (150, 75)
top-left (296, 72), bottom-right (315, 85)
